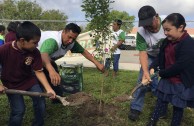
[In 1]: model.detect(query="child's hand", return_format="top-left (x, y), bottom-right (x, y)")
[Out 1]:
top-left (150, 68), bottom-right (155, 75)
top-left (0, 85), bottom-right (7, 94)
top-left (47, 89), bottom-right (56, 99)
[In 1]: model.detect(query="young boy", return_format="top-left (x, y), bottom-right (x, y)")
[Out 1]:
top-left (0, 21), bottom-right (56, 126)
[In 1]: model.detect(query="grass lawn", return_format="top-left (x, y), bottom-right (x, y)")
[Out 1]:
top-left (0, 68), bottom-right (194, 126)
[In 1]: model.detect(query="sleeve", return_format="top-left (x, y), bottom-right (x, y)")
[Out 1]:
top-left (159, 39), bottom-right (194, 78)
top-left (32, 49), bottom-right (43, 71)
top-left (71, 41), bottom-right (85, 53)
top-left (118, 31), bottom-right (125, 41)
top-left (135, 32), bottom-right (147, 51)
top-left (39, 38), bottom-right (58, 55)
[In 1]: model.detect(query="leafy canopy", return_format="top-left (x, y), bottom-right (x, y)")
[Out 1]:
top-left (0, 0), bottom-right (67, 30)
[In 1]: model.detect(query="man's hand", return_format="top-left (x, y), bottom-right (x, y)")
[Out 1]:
top-left (96, 63), bottom-right (105, 73)
top-left (49, 71), bottom-right (61, 86)
top-left (142, 71), bottom-right (152, 85)
top-left (141, 78), bottom-right (150, 85)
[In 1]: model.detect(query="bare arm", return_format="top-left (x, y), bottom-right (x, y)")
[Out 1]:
top-left (41, 53), bottom-right (61, 86)
top-left (111, 39), bottom-right (125, 52)
top-left (139, 51), bottom-right (151, 81)
top-left (82, 49), bottom-right (105, 72)
top-left (34, 70), bottom-right (56, 98)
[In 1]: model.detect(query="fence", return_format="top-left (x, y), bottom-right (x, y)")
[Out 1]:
top-left (0, 19), bottom-right (89, 31)
top-left (1, 19), bottom-right (194, 31)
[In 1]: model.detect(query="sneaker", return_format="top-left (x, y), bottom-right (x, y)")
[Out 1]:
top-left (146, 118), bottom-right (157, 126)
top-left (104, 70), bottom-right (109, 77)
top-left (112, 71), bottom-right (117, 78)
top-left (128, 109), bottom-right (141, 121)
top-left (149, 112), bottom-right (167, 119)
top-left (159, 114), bottom-right (167, 119)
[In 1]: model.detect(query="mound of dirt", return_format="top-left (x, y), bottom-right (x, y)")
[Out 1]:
top-left (65, 92), bottom-right (127, 126)
top-left (66, 92), bottom-right (94, 106)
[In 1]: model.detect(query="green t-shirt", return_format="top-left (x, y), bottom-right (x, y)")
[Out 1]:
top-left (39, 38), bottom-right (58, 55)
top-left (71, 41), bottom-right (85, 53)
top-left (39, 38), bottom-right (85, 56)
top-left (135, 17), bottom-right (166, 57)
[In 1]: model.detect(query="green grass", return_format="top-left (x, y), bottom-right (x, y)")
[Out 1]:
top-left (0, 68), bottom-right (194, 126)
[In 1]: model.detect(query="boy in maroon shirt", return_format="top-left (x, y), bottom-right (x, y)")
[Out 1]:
top-left (0, 21), bottom-right (56, 126)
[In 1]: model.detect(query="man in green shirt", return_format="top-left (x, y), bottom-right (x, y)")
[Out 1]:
top-left (38, 23), bottom-right (105, 102)
top-left (128, 5), bottom-right (166, 121)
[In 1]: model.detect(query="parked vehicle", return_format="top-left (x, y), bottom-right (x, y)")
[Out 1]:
top-left (123, 35), bottom-right (136, 50)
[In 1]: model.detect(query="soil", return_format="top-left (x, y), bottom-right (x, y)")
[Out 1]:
top-left (66, 92), bottom-right (131, 106)
top-left (66, 92), bottom-right (94, 106)
top-left (64, 92), bottom-right (130, 126)
top-left (111, 94), bottom-right (132, 102)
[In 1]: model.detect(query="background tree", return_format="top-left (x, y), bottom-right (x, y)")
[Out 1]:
top-left (0, 0), bottom-right (67, 30)
top-left (16, 0), bottom-right (42, 19)
top-left (0, 0), bottom-right (18, 20)
top-left (81, 0), bottom-right (114, 60)
top-left (84, 10), bottom-right (135, 33)
top-left (109, 10), bottom-right (135, 33)
top-left (39, 10), bottom-right (67, 30)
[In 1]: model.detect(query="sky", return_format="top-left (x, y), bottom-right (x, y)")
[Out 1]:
top-left (32, 0), bottom-right (194, 27)
top-left (1, 0), bottom-right (194, 27)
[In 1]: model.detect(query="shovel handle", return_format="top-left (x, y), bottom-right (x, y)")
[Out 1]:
top-left (5, 89), bottom-right (52, 97)
top-left (129, 72), bottom-right (159, 99)
top-left (5, 89), bottom-right (71, 106)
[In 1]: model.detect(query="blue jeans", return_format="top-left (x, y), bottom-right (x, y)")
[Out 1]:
top-left (113, 54), bottom-right (120, 72)
top-left (7, 84), bottom-right (46, 126)
top-left (105, 54), bottom-right (120, 72)
top-left (130, 56), bottom-right (158, 112)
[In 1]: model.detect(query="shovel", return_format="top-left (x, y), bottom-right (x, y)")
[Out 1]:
top-left (112, 72), bottom-right (158, 102)
top-left (129, 72), bottom-right (159, 99)
top-left (112, 80), bottom-right (149, 102)
top-left (5, 89), bottom-right (70, 106)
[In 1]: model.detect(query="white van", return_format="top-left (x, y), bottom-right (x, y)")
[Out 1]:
top-left (124, 35), bottom-right (136, 50)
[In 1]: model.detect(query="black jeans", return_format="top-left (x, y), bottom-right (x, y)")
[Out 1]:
top-left (43, 60), bottom-right (63, 96)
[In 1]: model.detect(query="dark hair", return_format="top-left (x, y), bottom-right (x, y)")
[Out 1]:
top-left (7, 22), bottom-right (18, 32)
top-left (15, 21), bottom-right (21, 26)
top-left (114, 19), bottom-right (123, 26)
top-left (16, 21), bottom-right (41, 41)
top-left (138, 5), bottom-right (157, 27)
top-left (65, 23), bottom-right (81, 34)
top-left (0, 25), bottom-right (5, 32)
top-left (162, 13), bottom-right (186, 31)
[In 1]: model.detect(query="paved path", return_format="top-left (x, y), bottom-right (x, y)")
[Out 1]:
top-left (55, 50), bottom-right (141, 71)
